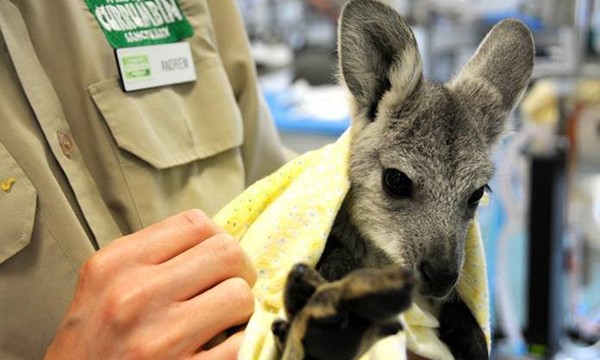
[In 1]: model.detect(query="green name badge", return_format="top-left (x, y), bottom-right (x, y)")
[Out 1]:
top-left (84, 0), bottom-right (194, 48)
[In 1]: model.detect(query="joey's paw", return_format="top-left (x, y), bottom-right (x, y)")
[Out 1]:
top-left (341, 266), bottom-right (415, 321)
top-left (275, 264), bottom-right (415, 360)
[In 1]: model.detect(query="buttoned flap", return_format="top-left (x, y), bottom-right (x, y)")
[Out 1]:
top-left (88, 57), bottom-right (244, 170)
top-left (0, 142), bottom-right (37, 265)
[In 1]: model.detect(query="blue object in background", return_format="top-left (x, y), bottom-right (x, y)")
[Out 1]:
top-left (264, 91), bottom-right (350, 137)
top-left (482, 11), bottom-right (545, 32)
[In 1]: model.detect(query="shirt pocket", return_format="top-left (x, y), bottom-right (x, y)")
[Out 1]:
top-left (0, 142), bottom-right (37, 265)
top-left (87, 56), bottom-right (243, 170)
top-left (87, 54), bottom-right (246, 228)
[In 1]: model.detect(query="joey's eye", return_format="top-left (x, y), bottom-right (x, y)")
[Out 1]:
top-left (468, 186), bottom-right (487, 206)
top-left (383, 169), bottom-right (413, 198)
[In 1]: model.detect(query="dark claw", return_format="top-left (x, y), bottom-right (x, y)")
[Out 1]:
top-left (290, 263), bottom-right (309, 279)
top-left (379, 320), bottom-right (403, 336)
top-left (271, 319), bottom-right (290, 342)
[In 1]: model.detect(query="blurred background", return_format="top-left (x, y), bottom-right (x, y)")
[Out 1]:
top-left (237, 0), bottom-right (600, 359)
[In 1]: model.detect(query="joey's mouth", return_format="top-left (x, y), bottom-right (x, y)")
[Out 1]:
top-left (417, 282), bottom-right (456, 300)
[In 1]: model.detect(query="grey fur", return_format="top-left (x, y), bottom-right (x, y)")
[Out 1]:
top-left (276, 1), bottom-right (534, 358)
top-left (335, 0), bottom-right (533, 286)
top-left (339, 0), bottom-right (423, 120)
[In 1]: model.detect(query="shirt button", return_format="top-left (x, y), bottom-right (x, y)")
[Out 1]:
top-left (57, 132), bottom-right (75, 158)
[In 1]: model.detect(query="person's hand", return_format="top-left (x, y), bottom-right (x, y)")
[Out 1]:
top-left (44, 209), bottom-right (256, 360)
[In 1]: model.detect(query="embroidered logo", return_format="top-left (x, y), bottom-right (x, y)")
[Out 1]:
top-left (84, 0), bottom-right (194, 48)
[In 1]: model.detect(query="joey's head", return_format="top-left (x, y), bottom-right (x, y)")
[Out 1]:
top-left (338, 0), bottom-right (533, 299)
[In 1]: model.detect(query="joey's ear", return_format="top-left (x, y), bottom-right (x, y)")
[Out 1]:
top-left (449, 19), bottom-right (534, 145)
top-left (338, 0), bottom-right (422, 122)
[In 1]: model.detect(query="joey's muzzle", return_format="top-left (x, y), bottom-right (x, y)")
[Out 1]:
top-left (418, 260), bottom-right (459, 298)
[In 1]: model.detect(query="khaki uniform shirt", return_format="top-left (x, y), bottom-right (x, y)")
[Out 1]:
top-left (0, 1), bottom-right (288, 358)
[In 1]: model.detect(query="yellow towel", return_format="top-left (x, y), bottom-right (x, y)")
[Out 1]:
top-left (213, 130), bottom-right (490, 360)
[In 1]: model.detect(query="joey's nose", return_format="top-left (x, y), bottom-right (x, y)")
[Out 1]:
top-left (418, 261), bottom-right (459, 298)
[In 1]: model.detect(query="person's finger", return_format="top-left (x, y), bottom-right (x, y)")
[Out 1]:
top-left (191, 331), bottom-right (245, 360)
top-left (174, 277), bottom-right (254, 351)
top-left (107, 209), bottom-right (225, 264)
top-left (160, 233), bottom-right (257, 300)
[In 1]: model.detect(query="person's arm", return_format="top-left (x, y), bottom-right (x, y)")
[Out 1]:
top-left (44, 210), bottom-right (255, 359)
